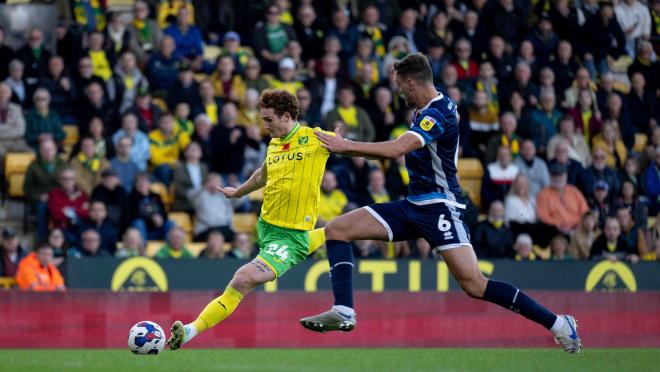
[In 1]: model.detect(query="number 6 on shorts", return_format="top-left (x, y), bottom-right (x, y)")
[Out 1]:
top-left (437, 214), bottom-right (452, 232)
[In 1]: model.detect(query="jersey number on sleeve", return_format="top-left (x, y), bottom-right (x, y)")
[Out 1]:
top-left (265, 243), bottom-right (289, 261)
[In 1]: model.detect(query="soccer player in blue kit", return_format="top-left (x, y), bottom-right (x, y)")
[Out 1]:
top-left (300, 53), bottom-right (582, 353)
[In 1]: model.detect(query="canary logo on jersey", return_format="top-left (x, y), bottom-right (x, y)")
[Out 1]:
top-left (267, 152), bottom-right (304, 165)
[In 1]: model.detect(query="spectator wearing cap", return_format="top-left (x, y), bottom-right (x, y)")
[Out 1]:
top-left (24, 88), bottom-right (65, 149)
top-left (164, 7), bottom-right (204, 71)
top-left (253, 4), bottom-right (297, 74)
top-left (0, 82), bottom-right (30, 171)
top-left (590, 216), bottom-right (638, 262)
top-left (324, 85), bottom-right (375, 142)
top-left (536, 162), bottom-right (589, 236)
top-left (270, 57), bottom-right (304, 96)
top-left (547, 138), bottom-right (590, 196)
top-left (221, 31), bottom-right (253, 75)
top-left (173, 141), bottom-right (208, 213)
top-left (589, 180), bottom-right (613, 228)
top-left (473, 200), bottom-right (515, 259)
top-left (514, 140), bottom-right (550, 199)
top-left (74, 200), bottom-right (118, 255)
top-left (146, 36), bottom-right (180, 94)
top-left (513, 234), bottom-right (536, 261)
top-left (69, 136), bottom-right (110, 195)
top-left (16, 244), bottom-right (65, 291)
top-left (127, 0), bottom-right (163, 64)
top-left (126, 173), bottom-right (174, 241)
top-left (0, 228), bottom-right (28, 278)
top-left (112, 112), bottom-right (150, 171)
top-left (482, 145), bottom-right (519, 209)
top-left (91, 168), bottom-right (128, 227)
top-left (191, 80), bottom-right (223, 126)
top-left (24, 139), bottom-right (68, 241)
top-left (167, 61), bottom-right (201, 109)
top-left (149, 113), bottom-right (190, 186)
top-left (528, 13), bottom-right (559, 65)
top-left (547, 116), bottom-right (591, 167)
top-left (585, 147), bottom-right (620, 201)
top-left (210, 54), bottom-right (246, 105)
top-left (155, 227), bottom-right (194, 259)
top-left (48, 168), bottom-right (90, 233)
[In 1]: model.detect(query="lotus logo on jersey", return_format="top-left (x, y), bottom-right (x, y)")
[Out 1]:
top-left (420, 116), bottom-right (436, 131)
top-left (298, 136), bottom-right (308, 145)
top-left (282, 143), bottom-right (290, 151)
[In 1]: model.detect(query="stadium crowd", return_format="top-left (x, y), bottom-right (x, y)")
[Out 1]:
top-left (1, 0), bottom-right (660, 288)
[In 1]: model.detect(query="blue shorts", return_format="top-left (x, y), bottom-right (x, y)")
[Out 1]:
top-left (365, 199), bottom-right (472, 251)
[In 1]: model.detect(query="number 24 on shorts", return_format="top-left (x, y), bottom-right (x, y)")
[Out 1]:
top-left (265, 243), bottom-right (289, 261)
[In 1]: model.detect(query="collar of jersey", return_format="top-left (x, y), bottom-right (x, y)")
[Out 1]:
top-left (418, 92), bottom-right (444, 111)
top-left (280, 122), bottom-right (301, 142)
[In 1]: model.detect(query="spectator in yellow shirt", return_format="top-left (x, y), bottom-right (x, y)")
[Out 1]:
top-left (210, 55), bottom-right (246, 104)
top-left (269, 57), bottom-right (303, 96)
top-left (149, 113), bottom-right (190, 185)
top-left (318, 170), bottom-right (348, 227)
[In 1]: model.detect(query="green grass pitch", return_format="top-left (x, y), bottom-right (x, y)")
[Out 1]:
top-left (0, 349), bottom-right (657, 372)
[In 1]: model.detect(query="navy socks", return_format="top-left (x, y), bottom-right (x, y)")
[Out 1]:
top-left (326, 240), bottom-right (354, 308)
top-left (483, 279), bottom-right (557, 330)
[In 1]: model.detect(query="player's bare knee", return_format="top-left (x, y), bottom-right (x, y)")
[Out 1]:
top-left (459, 274), bottom-right (488, 299)
top-left (229, 271), bottom-right (256, 293)
top-left (324, 219), bottom-right (345, 240)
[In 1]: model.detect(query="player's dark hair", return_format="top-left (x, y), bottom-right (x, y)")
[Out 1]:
top-left (259, 89), bottom-right (300, 121)
top-left (393, 53), bottom-right (433, 83)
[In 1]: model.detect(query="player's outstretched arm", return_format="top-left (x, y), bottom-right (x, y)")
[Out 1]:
top-left (218, 163), bottom-right (267, 198)
top-left (316, 128), bottom-right (423, 159)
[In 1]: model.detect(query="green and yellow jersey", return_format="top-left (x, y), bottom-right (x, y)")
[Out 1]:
top-left (260, 123), bottom-right (331, 231)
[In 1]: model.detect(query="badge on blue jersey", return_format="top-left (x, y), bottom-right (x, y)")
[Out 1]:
top-left (420, 116), bottom-right (436, 131)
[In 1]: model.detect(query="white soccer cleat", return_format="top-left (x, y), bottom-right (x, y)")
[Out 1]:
top-left (300, 308), bottom-right (356, 333)
top-left (553, 315), bottom-right (582, 353)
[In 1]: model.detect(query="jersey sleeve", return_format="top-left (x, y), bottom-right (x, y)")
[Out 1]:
top-left (407, 108), bottom-right (446, 147)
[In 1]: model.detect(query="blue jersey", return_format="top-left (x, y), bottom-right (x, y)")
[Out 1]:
top-left (404, 92), bottom-right (466, 209)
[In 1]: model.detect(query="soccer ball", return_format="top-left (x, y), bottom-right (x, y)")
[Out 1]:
top-left (127, 321), bottom-right (165, 355)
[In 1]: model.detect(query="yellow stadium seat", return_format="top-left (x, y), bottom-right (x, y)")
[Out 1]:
top-left (187, 242), bottom-right (206, 257)
top-left (233, 213), bottom-right (258, 234)
top-left (62, 125), bottom-right (79, 147)
top-left (0, 276), bottom-right (17, 289)
top-left (145, 241), bottom-right (165, 257)
top-left (5, 152), bottom-right (36, 198)
top-left (150, 182), bottom-right (172, 210)
top-left (457, 158), bottom-right (484, 208)
top-left (168, 212), bottom-right (193, 240)
top-left (152, 97), bottom-right (169, 112)
top-left (633, 133), bottom-right (648, 153)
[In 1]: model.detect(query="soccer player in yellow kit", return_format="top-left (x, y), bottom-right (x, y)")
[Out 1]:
top-left (167, 89), bottom-right (330, 349)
